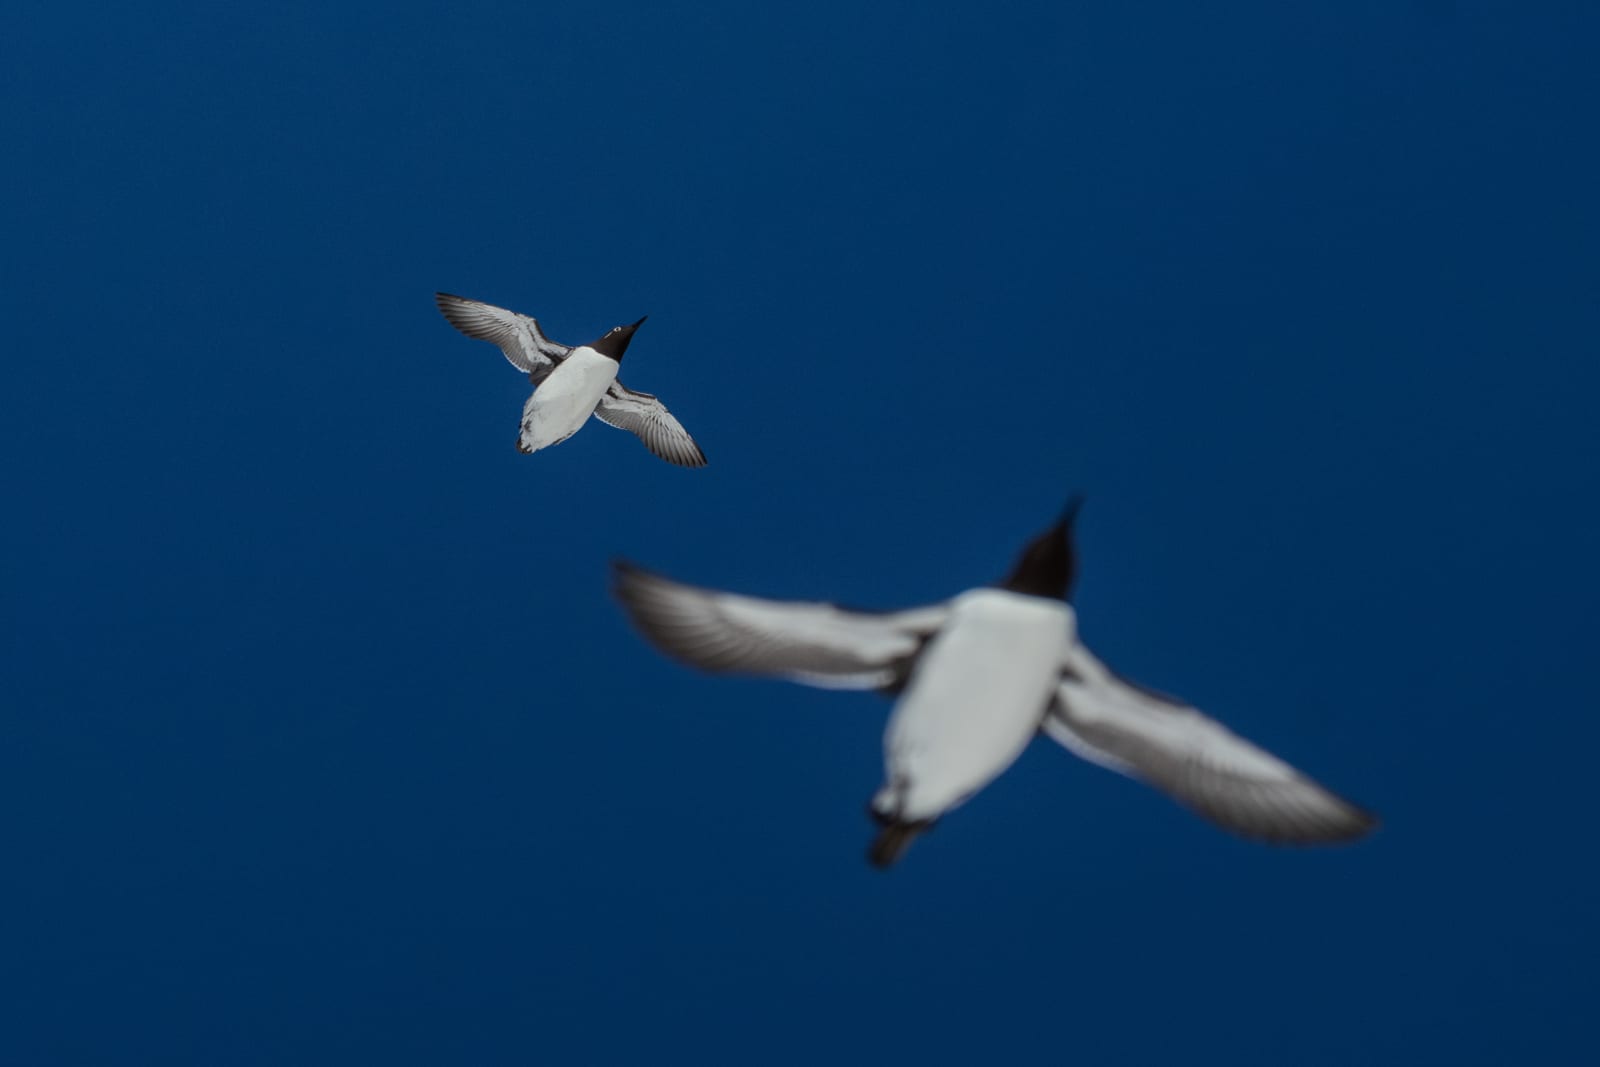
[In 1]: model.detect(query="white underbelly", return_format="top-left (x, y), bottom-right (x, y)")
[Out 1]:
top-left (520, 348), bottom-right (619, 452)
top-left (878, 590), bottom-right (1070, 821)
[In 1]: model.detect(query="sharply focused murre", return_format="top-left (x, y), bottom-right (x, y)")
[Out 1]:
top-left (435, 292), bottom-right (707, 467)
top-left (611, 500), bottom-right (1377, 867)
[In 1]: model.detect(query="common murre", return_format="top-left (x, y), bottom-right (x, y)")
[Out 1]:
top-left (435, 292), bottom-right (707, 468)
top-left (611, 500), bottom-right (1377, 867)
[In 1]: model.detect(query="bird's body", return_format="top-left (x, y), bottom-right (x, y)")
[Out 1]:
top-left (517, 346), bottom-right (620, 454)
top-left (435, 292), bottom-right (707, 467)
top-left (612, 501), bottom-right (1377, 868)
top-left (876, 589), bottom-right (1070, 826)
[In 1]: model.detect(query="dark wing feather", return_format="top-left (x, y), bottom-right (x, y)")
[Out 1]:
top-left (612, 560), bottom-right (948, 690)
top-left (593, 382), bottom-right (708, 468)
top-left (1046, 645), bottom-right (1377, 844)
top-left (435, 292), bottom-right (571, 384)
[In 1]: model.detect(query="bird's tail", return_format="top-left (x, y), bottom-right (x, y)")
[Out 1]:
top-left (867, 817), bottom-right (933, 869)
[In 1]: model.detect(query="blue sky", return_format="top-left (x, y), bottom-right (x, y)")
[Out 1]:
top-left (4, 2), bottom-right (1597, 1063)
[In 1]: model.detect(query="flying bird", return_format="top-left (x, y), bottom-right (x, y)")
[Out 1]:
top-left (435, 292), bottom-right (707, 467)
top-left (612, 500), bottom-right (1377, 867)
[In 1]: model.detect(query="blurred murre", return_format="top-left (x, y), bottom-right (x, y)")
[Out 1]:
top-left (612, 500), bottom-right (1376, 867)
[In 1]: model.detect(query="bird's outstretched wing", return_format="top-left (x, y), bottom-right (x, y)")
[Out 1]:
top-left (435, 292), bottom-right (572, 383)
top-left (1046, 644), bottom-right (1377, 844)
top-left (612, 561), bottom-right (948, 691)
top-left (593, 382), bottom-right (708, 468)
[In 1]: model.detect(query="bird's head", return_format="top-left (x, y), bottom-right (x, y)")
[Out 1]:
top-left (587, 315), bottom-right (648, 361)
top-left (999, 496), bottom-right (1084, 601)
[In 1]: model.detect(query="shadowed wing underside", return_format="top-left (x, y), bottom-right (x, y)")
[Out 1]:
top-left (435, 292), bottom-right (572, 383)
top-left (1046, 645), bottom-right (1377, 844)
top-left (612, 561), bottom-right (948, 689)
top-left (594, 382), bottom-right (708, 468)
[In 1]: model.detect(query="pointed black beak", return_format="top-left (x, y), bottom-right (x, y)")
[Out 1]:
top-left (1057, 494), bottom-right (1086, 531)
top-left (630, 315), bottom-right (648, 329)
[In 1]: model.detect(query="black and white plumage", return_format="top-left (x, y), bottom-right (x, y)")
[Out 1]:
top-left (593, 383), bottom-right (712, 470)
top-left (435, 292), bottom-right (707, 467)
top-left (1046, 643), bottom-right (1372, 844)
top-left (612, 501), bottom-right (1377, 867)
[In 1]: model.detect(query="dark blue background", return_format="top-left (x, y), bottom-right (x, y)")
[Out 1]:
top-left (5, 2), bottom-right (1596, 1063)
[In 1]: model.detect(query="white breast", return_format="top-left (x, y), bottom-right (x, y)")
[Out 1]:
top-left (519, 347), bottom-right (620, 453)
top-left (878, 589), bottom-right (1071, 822)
